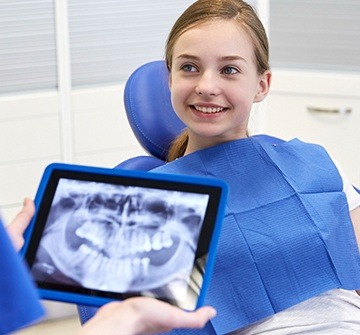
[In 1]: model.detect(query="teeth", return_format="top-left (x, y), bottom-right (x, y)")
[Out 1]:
top-left (79, 244), bottom-right (92, 255)
top-left (132, 257), bottom-right (141, 278)
top-left (78, 247), bottom-right (151, 279)
top-left (162, 229), bottom-right (174, 248)
top-left (136, 232), bottom-right (144, 252)
top-left (77, 222), bottom-right (174, 257)
top-left (105, 256), bottom-right (151, 291)
top-left (75, 223), bottom-right (111, 248)
top-left (151, 230), bottom-right (174, 251)
top-left (141, 257), bottom-right (150, 277)
top-left (130, 231), bottom-right (138, 255)
top-left (116, 259), bottom-right (124, 277)
top-left (152, 231), bottom-right (163, 250)
top-left (67, 244), bottom-right (92, 270)
top-left (80, 250), bottom-right (102, 286)
top-left (143, 234), bottom-right (152, 252)
top-left (75, 224), bottom-right (89, 239)
top-left (195, 106), bottom-right (224, 113)
top-left (123, 258), bottom-right (132, 282)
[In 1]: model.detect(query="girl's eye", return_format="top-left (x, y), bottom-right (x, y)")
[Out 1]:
top-left (181, 64), bottom-right (197, 72)
top-left (222, 66), bottom-right (239, 75)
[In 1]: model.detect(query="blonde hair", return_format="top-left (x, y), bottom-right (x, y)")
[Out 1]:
top-left (166, 0), bottom-right (270, 162)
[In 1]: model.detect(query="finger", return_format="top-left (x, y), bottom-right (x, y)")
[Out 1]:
top-left (188, 306), bottom-right (217, 327)
top-left (171, 306), bottom-right (217, 329)
top-left (7, 198), bottom-right (35, 250)
top-left (13, 198), bottom-right (35, 234)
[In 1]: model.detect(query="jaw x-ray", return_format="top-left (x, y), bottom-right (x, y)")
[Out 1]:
top-left (32, 178), bottom-right (209, 304)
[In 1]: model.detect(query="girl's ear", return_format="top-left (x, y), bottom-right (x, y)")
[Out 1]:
top-left (254, 70), bottom-right (271, 103)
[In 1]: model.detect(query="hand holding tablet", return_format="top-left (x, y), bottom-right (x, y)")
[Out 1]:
top-left (21, 163), bottom-right (227, 310)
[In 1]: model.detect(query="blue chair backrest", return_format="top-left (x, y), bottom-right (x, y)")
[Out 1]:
top-left (123, 60), bottom-right (186, 162)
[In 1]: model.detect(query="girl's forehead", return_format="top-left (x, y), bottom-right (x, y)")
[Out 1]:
top-left (172, 19), bottom-right (255, 61)
top-left (183, 19), bottom-right (247, 39)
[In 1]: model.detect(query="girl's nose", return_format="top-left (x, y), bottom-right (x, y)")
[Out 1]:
top-left (195, 71), bottom-right (220, 97)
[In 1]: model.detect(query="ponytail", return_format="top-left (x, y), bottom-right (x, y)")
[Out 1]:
top-left (167, 130), bottom-right (188, 162)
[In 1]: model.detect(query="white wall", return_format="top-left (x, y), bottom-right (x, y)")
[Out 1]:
top-left (266, 70), bottom-right (360, 186)
top-left (0, 85), bottom-right (144, 223)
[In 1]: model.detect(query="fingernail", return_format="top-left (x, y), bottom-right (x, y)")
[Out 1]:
top-left (209, 307), bottom-right (217, 318)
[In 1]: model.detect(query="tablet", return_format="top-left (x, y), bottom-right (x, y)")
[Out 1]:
top-left (21, 163), bottom-right (227, 310)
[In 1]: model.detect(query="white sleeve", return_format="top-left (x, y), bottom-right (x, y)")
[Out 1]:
top-left (332, 158), bottom-right (360, 211)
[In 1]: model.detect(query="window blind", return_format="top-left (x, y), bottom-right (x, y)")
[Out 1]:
top-left (68, 0), bottom-right (194, 87)
top-left (0, 0), bottom-right (260, 93)
top-left (0, 0), bottom-right (57, 94)
top-left (269, 0), bottom-right (360, 72)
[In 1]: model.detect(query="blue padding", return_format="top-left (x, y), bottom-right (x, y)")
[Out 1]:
top-left (124, 60), bottom-right (185, 161)
top-left (77, 304), bottom-right (98, 325)
top-left (114, 155), bottom-right (165, 171)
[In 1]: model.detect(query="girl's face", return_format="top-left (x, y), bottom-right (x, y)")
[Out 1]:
top-left (170, 19), bottom-right (271, 154)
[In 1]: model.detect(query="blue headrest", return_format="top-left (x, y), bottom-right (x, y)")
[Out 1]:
top-left (124, 60), bottom-right (185, 161)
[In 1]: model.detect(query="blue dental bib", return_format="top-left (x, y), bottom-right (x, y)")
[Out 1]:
top-left (151, 136), bottom-right (360, 334)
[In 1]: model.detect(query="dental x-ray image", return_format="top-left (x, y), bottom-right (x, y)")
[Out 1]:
top-left (31, 178), bottom-right (210, 304)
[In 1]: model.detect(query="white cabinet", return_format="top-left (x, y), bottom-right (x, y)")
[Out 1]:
top-left (266, 70), bottom-right (360, 186)
top-left (0, 94), bottom-right (61, 222)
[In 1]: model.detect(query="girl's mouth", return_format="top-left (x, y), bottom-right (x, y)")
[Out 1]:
top-left (191, 105), bottom-right (227, 114)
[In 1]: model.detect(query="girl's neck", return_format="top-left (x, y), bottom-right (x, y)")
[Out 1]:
top-left (184, 133), bottom-right (249, 156)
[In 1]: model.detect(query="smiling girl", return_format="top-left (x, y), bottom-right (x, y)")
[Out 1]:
top-left (152, 0), bottom-right (360, 334)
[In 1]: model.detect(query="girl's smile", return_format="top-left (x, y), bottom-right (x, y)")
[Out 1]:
top-left (190, 103), bottom-right (228, 118)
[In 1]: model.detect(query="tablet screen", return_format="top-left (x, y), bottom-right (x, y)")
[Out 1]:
top-left (23, 164), bottom-right (227, 310)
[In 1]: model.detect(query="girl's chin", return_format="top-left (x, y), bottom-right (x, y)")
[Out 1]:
top-left (188, 129), bottom-right (245, 144)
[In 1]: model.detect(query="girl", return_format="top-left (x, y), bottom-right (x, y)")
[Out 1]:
top-left (152, 0), bottom-right (360, 334)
